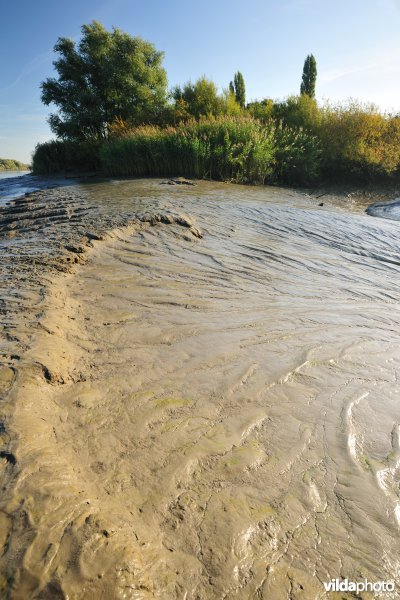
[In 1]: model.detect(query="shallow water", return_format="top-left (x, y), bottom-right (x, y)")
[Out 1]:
top-left (0, 171), bottom-right (30, 180)
top-left (2, 180), bottom-right (400, 598)
top-left (367, 197), bottom-right (400, 221)
top-left (0, 172), bottom-right (79, 204)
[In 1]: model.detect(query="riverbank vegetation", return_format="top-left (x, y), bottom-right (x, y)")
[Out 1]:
top-left (0, 158), bottom-right (29, 171)
top-left (32, 21), bottom-right (400, 186)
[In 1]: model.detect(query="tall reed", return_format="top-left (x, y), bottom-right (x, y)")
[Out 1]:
top-left (100, 116), bottom-right (320, 185)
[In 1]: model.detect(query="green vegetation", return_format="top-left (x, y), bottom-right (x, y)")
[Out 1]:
top-left (32, 140), bottom-right (101, 174)
top-left (172, 77), bottom-right (227, 120)
top-left (229, 72), bottom-right (246, 108)
top-left (33, 117), bottom-right (320, 185)
top-left (33, 22), bottom-right (400, 186)
top-left (100, 118), bottom-right (320, 185)
top-left (41, 21), bottom-right (167, 140)
top-left (317, 101), bottom-right (400, 180)
top-left (300, 54), bottom-right (317, 98)
top-left (0, 158), bottom-right (29, 171)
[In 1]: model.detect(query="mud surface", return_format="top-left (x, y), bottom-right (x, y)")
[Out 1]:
top-left (1, 178), bottom-right (400, 598)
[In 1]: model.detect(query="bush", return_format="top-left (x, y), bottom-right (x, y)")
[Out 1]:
top-left (272, 95), bottom-right (321, 132)
top-left (269, 96), bottom-right (400, 182)
top-left (32, 140), bottom-right (101, 174)
top-left (317, 101), bottom-right (400, 180)
top-left (247, 99), bottom-right (274, 122)
top-left (272, 124), bottom-right (321, 185)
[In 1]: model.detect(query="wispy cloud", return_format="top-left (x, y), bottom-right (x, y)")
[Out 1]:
top-left (0, 49), bottom-right (54, 94)
top-left (320, 49), bottom-right (400, 84)
top-left (320, 64), bottom-right (375, 84)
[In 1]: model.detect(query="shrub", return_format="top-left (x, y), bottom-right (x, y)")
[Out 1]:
top-left (272, 124), bottom-right (322, 185)
top-left (247, 99), bottom-right (274, 122)
top-left (272, 94), bottom-right (321, 131)
top-left (317, 101), bottom-right (400, 180)
top-left (32, 140), bottom-right (101, 174)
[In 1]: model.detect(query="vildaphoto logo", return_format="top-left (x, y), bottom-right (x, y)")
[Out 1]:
top-left (323, 579), bottom-right (395, 593)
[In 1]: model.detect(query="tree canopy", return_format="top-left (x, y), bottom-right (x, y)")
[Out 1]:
top-left (41, 21), bottom-right (168, 140)
top-left (229, 71), bottom-right (246, 108)
top-left (172, 77), bottom-right (225, 119)
top-left (300, 54), bottom-right (317, 98)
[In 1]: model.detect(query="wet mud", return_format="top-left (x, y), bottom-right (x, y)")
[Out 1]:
top-left (1, 178), bottom-right (400, 598)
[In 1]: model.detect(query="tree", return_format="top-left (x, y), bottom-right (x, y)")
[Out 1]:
top-left (229, 71), bottom-right (246, 108)
top-left (172, 77), bottom-right (224, 119)
top-left (222, 89), bottom-right (242, 115)
top-left (300, 54), bottom-right (317, 98)
top-left (41, 21), bottom-right (168, 140)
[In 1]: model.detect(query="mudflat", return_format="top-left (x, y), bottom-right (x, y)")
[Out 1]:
top-left (1, 178), bottom-right (400, 599)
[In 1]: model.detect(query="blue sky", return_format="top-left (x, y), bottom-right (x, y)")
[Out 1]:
top-left (1, 0), bottom-right (400, 163)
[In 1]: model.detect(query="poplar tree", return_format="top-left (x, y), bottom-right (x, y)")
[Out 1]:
top-left (300, 54), bottom-right (317, 98)
top-left (229, 71), bottom-right (246, 108)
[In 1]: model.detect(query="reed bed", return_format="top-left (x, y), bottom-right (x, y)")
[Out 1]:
top-left (100, 117), bottom-right (320, 185)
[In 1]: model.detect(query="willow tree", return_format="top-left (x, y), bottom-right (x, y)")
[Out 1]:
top-left (41, 21), bottom-right (168, 140)
top-left (300, 54), bottom-right (317, 98)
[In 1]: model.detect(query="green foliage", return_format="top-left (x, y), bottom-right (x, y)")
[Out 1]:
top-left (272, 124), bottom-right (322, 185)
top-left (41, 21), bottom-right (167, 141)
top-left (99, 116), bottom-right (319, 185)
top-left (316, 101), bottom-right (400, 180)
top-left (36, 22), bottom-right (400, 186)
top-left (247, 99), bottom-right (274, 122)
top-left (31, 140), bottom-right (101, 174)
top-left (170, 77), bottom-right (244, 122)
top-left (273, 95), bottom-right (320, 131)
top-left (0, 158), bottom-right (29, 171)
top-left (229, 71), bottom-right (246, 108)
top-left (100, 118), bottom-right (274, 182)
top-left (172, 77), bottom-right (225, 119)
top-left (300, 54), bottom-right (317, 98)
top-left (221, 89), bottom-right (242, 116)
